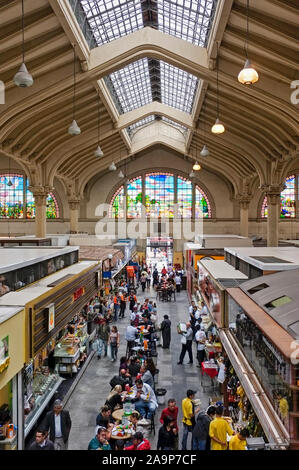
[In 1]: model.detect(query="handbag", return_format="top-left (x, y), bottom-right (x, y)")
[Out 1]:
top-left (91, 339), bottom-right (99, 351)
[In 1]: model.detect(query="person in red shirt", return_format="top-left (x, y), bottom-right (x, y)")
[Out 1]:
top-left (125, 432), bottom-right (151, 450)
top-left (159, 398), bottom-right (179, 449)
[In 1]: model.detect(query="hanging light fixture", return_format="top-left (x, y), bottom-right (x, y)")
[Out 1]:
top-left (211, 42), bottom-right (225, 134)
top-left (109, 161), bottom-right (116, 171)
top-left (189, 170), bottom-right (195, 178)
top-left (68, 45), bottom-right (81, 136)
top-left (200, 144), bottom-right (210, 157)
top-left (238, 0), bottom-right (259, 85)
top-left (14, 0), bottom-right (34, 87)
top-left (95, 94), bottom-right (104, 157)
top-left (193, 161), bottom-right (201, 171)
top-left (118, 169), bottom-right (124, 178)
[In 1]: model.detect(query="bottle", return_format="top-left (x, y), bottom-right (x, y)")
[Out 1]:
top-left (6, 424), bottom-right (14, 439)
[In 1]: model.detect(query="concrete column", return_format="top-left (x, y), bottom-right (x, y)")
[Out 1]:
top-left (29, 186), bottom-right (48, 238)
top-left (267, 190), bottom-right (281, 247)
top-left (239, 198), bottom-right (250, 237)
top-left (68, 199), bottom-right (80, 234)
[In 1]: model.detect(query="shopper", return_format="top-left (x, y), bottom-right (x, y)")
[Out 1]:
top-left (119, 292), bottom-right (127, 319)
top-left (141, 358), bottom-right (156, 390)
top-left (97, 317), bottom-right (110, 359)
top-left (132, 379), bottom-right (158, 422)
top-left (181, 390), bottom-right (199, 450)
top-left (42, 399), bottom-right (72, 450)
top-left (140, 273), bottom-right (147, 292)
top-left (88, 426), bottom-right (111, 450)
top-left (125, 431), bottom-right (151, 450)
top-left (128, 356), bottom-right (141, 379)
top-left (209, 405), bottom-right (234, 450)
top-left (29, 430), bottom-right (55, 450)
top-left (177, 322), bottom-right (194, 365)
top-left (195, 324), bottom-right (206, 367)
top-left (174, 273), bottom-right (182, 293)
top-left (192, 405), bottom-right (216, 450)
top-left (157, 416), bottom-right (176, 450)
top-left (105, 385), bottom-right (124, 412)
top-left (229, 428), bottom-right (249, 450)
top-left (159, 399), bottom-right (179, 450)
top-left (128, 291), bottom-right (137, 312)
top-left (146, 270), bottom-right (151, 289)
top-left (125, 322), bottom-right (138, 354)
top-left (160, 315), bottom-right (171, 349)
top-left (108, 325), bottom-right (120, 362)
top-left (96, 405), bottom-right (114, 428)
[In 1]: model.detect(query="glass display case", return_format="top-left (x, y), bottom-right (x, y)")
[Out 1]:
top-left (0, 250), bottom-right (79, 297)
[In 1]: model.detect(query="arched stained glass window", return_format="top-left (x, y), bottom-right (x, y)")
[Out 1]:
top-left (195, 186), bottom-right (211, 218)
top-left (0, 173), bottom-right (59, 219)
top-left (261, 175), bottom-right (296, 219)
top-left (0, 174), bottom-right (24, 218)
top-left (145, 173), bottom-right (174, 218)
top-left (109, 173), bottom-right (212, 219)
top-left (110, 186), bottom-right (125, 218)
top-left (177, 177), bottom-right (192, 218)
top-left (127, 177), bottom-right (142, 218)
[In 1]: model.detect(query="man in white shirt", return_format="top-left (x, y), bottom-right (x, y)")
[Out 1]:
top-left (177, 322), bottom-right (194, 365)
top-left (125, 322), bottom-right (138, 352)
top-left (195, 324), bottom-right (206, 368)
top-left (174, 274), bottom-right (182, 292)
top-left (133, 379), bottom-right (158, 423)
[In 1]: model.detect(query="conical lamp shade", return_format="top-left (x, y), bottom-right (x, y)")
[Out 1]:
top-left (238, 59), bottom-right (259, 85)
top-left (68, 120), bottom-right (81, 136)
top-left (200, 145), bottom-right (210, 157)
top-left (109, 162), bottom-right (116, 171)
top-left (189, 171), bottom-right (195, 178)
top-left (118, 170), bottom-right (124, 178)
top-left (211, 118), bottom-right (225, 134)
top-left (14, 62), bottom-right (34, 87)
top-left (193, 161), bottom-right (201, 171)
top-left (94, 145), bottom-right (103, 157)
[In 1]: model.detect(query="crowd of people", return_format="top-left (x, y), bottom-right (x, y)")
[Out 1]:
top-left (28, 261), bottom-right (249, 451)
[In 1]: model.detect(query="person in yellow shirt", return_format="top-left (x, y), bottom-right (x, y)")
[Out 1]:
top-left (181, 390), bottom-right (200, 450)
top-left (229, 428), bottom-right (249, 450)
top-left (209, 406), bottom-right (234, 450)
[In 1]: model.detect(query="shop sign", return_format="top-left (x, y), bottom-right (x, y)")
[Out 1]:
top-left (73, 286), bottom-right (85, 302)
top-left (0, 336), bottom-right (10, 374)
top-left (47, 303), bottom-right (55, 332)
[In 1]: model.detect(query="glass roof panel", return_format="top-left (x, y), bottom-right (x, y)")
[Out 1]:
top-left (160, 61), bottom-right (198, 113)
top-left (157, 0), bottom-right (218, 47)
top-left (127, 115), bottom-right (155, 136)
top-left (161, 116), bottom-right (188, 135)
top-left (106, 58), bottom-right (152, 113)
top-left (79, 0), bottom-right (144, 45)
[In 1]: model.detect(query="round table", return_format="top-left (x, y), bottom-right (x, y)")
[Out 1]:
top-left (112, 409), bottom-right (139, 422)
top-left (110, 433), bottom-right (132, 441)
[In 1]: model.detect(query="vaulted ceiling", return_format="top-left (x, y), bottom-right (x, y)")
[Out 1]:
top-left (0, 0), bottom-right (298, 199)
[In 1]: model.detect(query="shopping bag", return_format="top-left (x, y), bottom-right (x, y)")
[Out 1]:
top-left (92, 339), bottom-right (99, 352)
top-left (107, 344), bottom-right (112, 360)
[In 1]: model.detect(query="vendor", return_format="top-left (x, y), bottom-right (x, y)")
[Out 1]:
top-left (65, 325), bottom-right (80, 343)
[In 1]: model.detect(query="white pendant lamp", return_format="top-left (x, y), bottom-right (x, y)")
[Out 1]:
top-left (200, 144), bottom-right (210, 157)
top-left (193, 161), bottom-right (201, 171)
top-left (118, 170), bottom-right (124, 178)
top-left (68, 45), bottom-right (81, 136)
top-left (109, 162), bottom-right (116, 171)
top-left (95, 94), bottom-right (104, 157)
top-left (238, 1), bottom-right (259, 85)
top-left (14, 0), bottom-right (33, 87)
top-left (211, 42), bottom-right (225, 135)
top-left (189, 170), bottom-right (195, 178)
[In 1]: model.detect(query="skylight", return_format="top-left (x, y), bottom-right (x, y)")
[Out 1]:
top-left (160, 61), bottom-right (198, 113)
top-left (73, 0), bottom-right (218, 47)
top-left (127, 115), bottom-right (155, 136)
top-left (161, 117), bottom-right (188, 135)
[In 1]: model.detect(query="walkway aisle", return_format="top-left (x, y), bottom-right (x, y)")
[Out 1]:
top-left (66, 287), bottom-right (211, 450)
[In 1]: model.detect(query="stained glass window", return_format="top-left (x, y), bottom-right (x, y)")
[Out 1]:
top-left (127, 177), bottom-right (143, 218)
top-left (195, 186), bottom-right (211, 218)
top-left (110, 186), bottom-right (125, 218)
top-left (0, 174), bottom-right (24, 219)
top-left (261, 175), bottom-right (296, 219)
top-left (26, 189), bottom-right (60, 219)
top-left (145, 173), bottom-right (174, 218)
top-left (177, 177), bottom-right (192, 218)
top-left (0, 174), bottom-right (59, 219)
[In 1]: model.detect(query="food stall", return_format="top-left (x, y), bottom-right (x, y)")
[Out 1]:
top-left (184, 235), bottom-right (252, 301)
top-left (0, 307), bottom-right (26, 450)
top-left (221, 269), bottom-right (299, 449)
top-left (224, 246), bottom-right (299, 279)
top-left (0, 259), bottom-right (101, 447)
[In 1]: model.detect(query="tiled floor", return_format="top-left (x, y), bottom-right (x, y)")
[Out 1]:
top-left (66, 287), bottom-right (216, 450)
